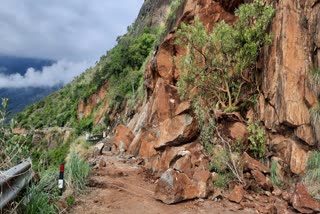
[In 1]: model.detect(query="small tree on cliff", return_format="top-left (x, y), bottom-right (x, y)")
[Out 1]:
top-left (176, 0), bottom-right (275, 144)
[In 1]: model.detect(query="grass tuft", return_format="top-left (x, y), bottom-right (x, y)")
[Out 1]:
top-left (66, 152), bottom-right (90, 192)
top-left (303, 152), bottom-right (320, 200)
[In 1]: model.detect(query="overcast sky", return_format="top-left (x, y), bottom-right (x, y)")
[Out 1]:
top-left (0, 0), bottom-right (144, 88)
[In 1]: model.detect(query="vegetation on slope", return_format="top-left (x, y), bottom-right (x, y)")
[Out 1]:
top-left (176, 0), bottom-right (274, 185)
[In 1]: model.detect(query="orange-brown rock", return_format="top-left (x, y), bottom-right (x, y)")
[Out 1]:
top-left (113, 125), bottom-right (135, 153)
top-left (259, 0), bottom-right (318, 145)
top-left (226, 122), bottom-right (247, 140)
top-left (149, 78), bottom-right (180, 124)
top-left (295, 125), bottom-right (316, 146)
top-left (241, 152), bottom-right (270, 173)
top-left (154, 169), bottom-right (199, 204)
top-left (77, 81), bottom-right (109, 119)
top-left (228, 184), bottom-right (245, 203)
top-left (155, 34), bottom-right (178, 84)
top-left (192, 169), bottom-right (213, 198)
top-left (270, 136), bottom-right (310, 175)
top-left (292, 183), bottom-right (320, 213)
top-left (173, 154), bottom-right (193, 178)
top-left (290, 141), bottom-right (310, 175)
top-left (251, 170), bottom-right (273, 191)
top-left (127, 131), bottom-right (143, 156)
top-left (155, 114), bottom-right (198, 149)
top-left (138, 134), bottom-right (157, 159)
top-left (157, 146), bottom-right (187, 173)
top-left (174, 101), bottom-right (192, 116)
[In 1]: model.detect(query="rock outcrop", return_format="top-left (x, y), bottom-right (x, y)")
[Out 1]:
top-left (260, 0), bottom-right (319, 146)
top-left (111, 0), bottom-right (320, 207)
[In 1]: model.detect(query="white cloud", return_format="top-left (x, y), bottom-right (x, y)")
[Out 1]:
top-left (0, 60), bottom-right (91, 88)
top-left (0, 0), bottom-right (143, 61)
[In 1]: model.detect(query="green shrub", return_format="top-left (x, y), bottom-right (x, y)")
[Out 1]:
top-left (66, 152), bottom-right (90, 191)
top-left (247, 121), bottom-right (266, 159)
top-left (209, 148), bottom-right (228, 173)
top-left (176, 1), bottom-right (275, 111)
top-left (175, 1), bottom-right (274, 151)
top-left (214, 173), bottom-right (232, 189)
top-left (47, 141), bottom-right (71, 166)
top-left (310, 67), bottom-right (320, 97)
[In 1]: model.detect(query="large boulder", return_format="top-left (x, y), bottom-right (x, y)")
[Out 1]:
top-left (138, 133), bottom-right (158, 159)
top-left (113, 125), bottom-right (135, 153)
top-left (154, 169), bottom-right (200, 204)
top-left (228, 184), bottom-right (245, 203)
top-left (154, 114), bottom-right (199, 149)
top-left (292, 183), bottom-right (320, 213)
top-left (242, 152), bottom-right (270, 173)
top-left (270, 136), bottom-right (310, 175)
top-left (290, 141), bottom-right (310, 175)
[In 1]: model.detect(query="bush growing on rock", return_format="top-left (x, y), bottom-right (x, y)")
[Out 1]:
top-left (175, 0), bottom-right (274, 183)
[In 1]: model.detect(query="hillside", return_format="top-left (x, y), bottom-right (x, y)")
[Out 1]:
top-left (13, 0), bottom-right (320, 213)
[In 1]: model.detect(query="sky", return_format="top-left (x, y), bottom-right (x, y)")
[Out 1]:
top-left (0, 0), bottom-right (144, 88)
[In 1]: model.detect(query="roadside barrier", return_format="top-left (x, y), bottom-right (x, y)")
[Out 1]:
top-left (0, 159), bottom-right (33, 209)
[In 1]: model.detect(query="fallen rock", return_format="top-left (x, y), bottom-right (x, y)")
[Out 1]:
top-left (227, 122), bottom-right (247, 140)
top-left (292, 183), bottom-right (320, 213)
top-left (155, 114), bottom-right (198, 149)
top-left (272, 187), bottom-right (282, 196)
top-left (270, 136), bottom-right (309, 175)
top-left (173, 154), bottom-right (193, 178)
top-left (241, 152), bottom-right (270, 173)
top-left (114, 125), bottom-right (135, 153)
top-left (251, 170), bottom-right (273, 191)
top-left (98, 158), bottom-right (106, 168)
top-left (138, 133), bottom-right (157, 158)
top-left (156, 146), bottom-right (186, 173)
top-left (193, 169), bottom-right (213, 198)
top-left (92, 142), bottom-right (105, 157)
top-left (290, 142), bottom-right (310, 175)
top-left (228, 184), bottom-right (245, 203)
top-left (127, 131), bottom-right (143, 156)
top-left (154, 169), bottom-right (199, 204)
top-left (174, 101), bottom-right (192, 116)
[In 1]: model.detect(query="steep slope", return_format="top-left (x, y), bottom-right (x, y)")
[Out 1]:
top-left (110, 0), bottom-right (320, 212)
top-left (14, 0), bottom-right (320, 212)
top-left (14, 0), bottom-right (176, 130)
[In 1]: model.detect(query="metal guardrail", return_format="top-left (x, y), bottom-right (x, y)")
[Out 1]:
top-left (0, 159), bottom-right (33, 209)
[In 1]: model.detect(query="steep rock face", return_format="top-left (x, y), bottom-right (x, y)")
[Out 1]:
top-left (113, 0), bottom-right (320, 205)
top-left (77, 81), bottom-right (109, 120)
top-left (114, 0), bottom-right (236, 204)
top-left (260, 0), bottom-right (319, 145)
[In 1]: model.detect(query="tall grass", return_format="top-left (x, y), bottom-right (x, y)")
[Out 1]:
top-left (66, 152), bottom-right (90, 192)
top-left (270, 160), bottom-right (280, 186)
top-left (303, 151), bottom-right (320, 200)
top-left (25, 169), bottom-right (59, 213)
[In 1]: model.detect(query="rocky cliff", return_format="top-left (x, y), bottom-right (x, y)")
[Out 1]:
top-left (110, 0), bottom-right (320, 212)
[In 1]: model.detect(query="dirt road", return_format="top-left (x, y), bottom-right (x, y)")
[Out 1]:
top-left (70, 152), bottom-right (255, 214)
